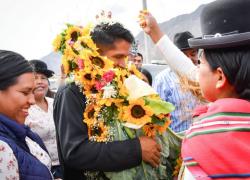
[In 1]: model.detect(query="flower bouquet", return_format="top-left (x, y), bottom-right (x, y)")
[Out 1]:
top-left (53, 22), bottom-right (181, 180)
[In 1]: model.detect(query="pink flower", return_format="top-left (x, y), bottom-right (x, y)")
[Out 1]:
top-left (77, 59), bottom-right (84, 69)
top-left (103, 70), bottom-right (115, 83)
top-left (95, 81), bottom-right (106, 91)
top-left (68, 40), bottom-right (74, 46)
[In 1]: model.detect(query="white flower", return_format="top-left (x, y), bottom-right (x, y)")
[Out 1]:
top-left (124, 75), bottom-right (157, 100)
top-left (102, 84), bottom-right (117, 98)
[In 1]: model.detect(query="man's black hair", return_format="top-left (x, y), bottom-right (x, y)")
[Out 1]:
top-left (91, 22), bottom-right (134, 46)
top-left (136, 52), bottom-right (143, 61)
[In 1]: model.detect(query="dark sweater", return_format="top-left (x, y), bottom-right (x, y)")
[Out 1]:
top-left (53, 83), bottom-right (142, 180)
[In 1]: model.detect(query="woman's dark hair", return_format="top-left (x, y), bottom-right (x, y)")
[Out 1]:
top-left (91, 22), bottom-right (134, 46)
top-left (204, 46), bottom-right (250, 100)
top-left (0, 50), bottom-right (33, 90)
top-left (141, 68), bottom-right (152, 86)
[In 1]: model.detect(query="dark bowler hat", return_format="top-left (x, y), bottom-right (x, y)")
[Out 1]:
top-left (173, 31), bottom-right (194, 50)
top-left (189, 0), bottom-right (250, 49)
top-left (29, 60), bottom-right (54, 78)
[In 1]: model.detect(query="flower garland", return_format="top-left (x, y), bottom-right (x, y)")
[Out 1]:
top-left (53, 23), bottom-right (174, 140)
top-left (53, 22), bottom-right (179, 179)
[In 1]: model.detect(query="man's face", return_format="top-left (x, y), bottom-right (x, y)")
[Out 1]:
top-left (133, 55), bottom-right (143, 69)
top-left (183, 49), bottom-right (199, 65)
top-left (99, 39), bottom-right (131, 68)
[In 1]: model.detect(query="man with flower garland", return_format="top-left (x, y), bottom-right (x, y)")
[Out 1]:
top-left (53, 22), bottom-right (161, 180)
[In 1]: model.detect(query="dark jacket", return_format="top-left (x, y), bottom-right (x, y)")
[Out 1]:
top-left (53, 83), bottom-right (142, 180)
top-left (0, 114), bottom-right (53, 180)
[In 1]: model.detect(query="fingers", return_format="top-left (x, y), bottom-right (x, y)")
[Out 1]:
top-left (154, 148), bottom-right (161, 159)
top-left (139, 10), bottom-right (149, 15)
top-left (156, 143), bottom-right (161, 152)
top-left (148, 143), bottom-right (161, 168)
top-left (138, 10), bottom-right (150, 28)
top-left (140, 136), bottom-right (162, 168)
top-left (139, 20), bottom-right (147, 28)
top-left (148, 153), bottom-right (161, 168)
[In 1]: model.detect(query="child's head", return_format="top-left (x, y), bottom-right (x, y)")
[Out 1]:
top-left (188, 0), bottom-right (250, 102)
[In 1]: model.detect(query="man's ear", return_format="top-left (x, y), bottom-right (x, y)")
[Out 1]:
top-left (215, 67), bottom-right (227, 89)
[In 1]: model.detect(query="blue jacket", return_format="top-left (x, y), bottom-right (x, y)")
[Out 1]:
top-left (0, 114), bottom-right (53, 180)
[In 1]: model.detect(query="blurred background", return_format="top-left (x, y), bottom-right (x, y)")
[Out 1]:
top-left (0, 0), bottom-right (215, 90)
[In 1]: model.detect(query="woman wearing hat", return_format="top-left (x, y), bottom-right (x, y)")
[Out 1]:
top-left (25, 60), bottom-right (62, 179)
top-left (0, 50), bottom-right (53, 179)
top-left (141, 0), bottom-right (250, 179)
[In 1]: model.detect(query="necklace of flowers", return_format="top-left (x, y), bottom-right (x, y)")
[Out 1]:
top-left (53, 23), bottom-right (174, 143)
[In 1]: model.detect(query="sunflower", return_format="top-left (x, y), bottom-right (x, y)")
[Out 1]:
top-left (114, 68), bottom-right (130, 86)
top-left (82, 73), bottom-right (93, 83)
top-left (157, 119), bottom-right (171, 135)
top-left (84, 104), bottom-right (97, 124)
top-left (53, 34), bottom-right (63, 52)
top-left (128, 63), bottom-right (143, 79)
top-left (65, 26), bottom-right (82, 42)
top-left (173, 156), bottom-right (183, 177)
top-left (121, 99), bottom-right (153, 125)
top-left (61, 56), bottom-right (70, 75)
top-left (74, 69), bottom-right (96, 93)
top-left (89, 55), bottom-right (113, 70)
top-left (87, 121), bottom-right (109, 142)
top-left (156, 113), bottom-right (171, 120)
top-left (118, 83), bottom-right (129, 97)
top-left (81, 23), bottom-right (93, 36)
top-left (74, 35), bottom-right (98, 53)
top-left (63, 44), bottom-right (78, 60)
top-left (143, 118), bottom-right (171, 137)
top-left (143, 123), bottom-right (157, 137)
top-left (116, 68), bottom-right (129, 79)
top-left (98, 98), bottom-right (124, 107)
top-left (82, 69), bottom-right (97, 85)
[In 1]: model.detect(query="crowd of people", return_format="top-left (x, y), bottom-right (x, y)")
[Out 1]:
top-left (1, 0), bottom-right (250, 179)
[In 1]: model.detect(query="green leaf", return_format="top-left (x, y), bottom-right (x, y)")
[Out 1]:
top-left (144, 97), bottom-right (175, 115)
top-left (105, 168), bottom-right (136, 180)
top-left (123, 127), bottom-right (136, 139)
top-left (69, 61), bottom-right (78, 70)
top-left (151, 115), bottom-right (165, 126)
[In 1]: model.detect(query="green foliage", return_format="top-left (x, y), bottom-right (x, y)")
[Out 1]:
top-left (104, 124), bottom-right (182, 180)
top-left (144, 97), bottom-right (175, 115)
top-left (151, 115), bottom-right (166, 126)
top-left (69, 60), bottom-right (78, 71)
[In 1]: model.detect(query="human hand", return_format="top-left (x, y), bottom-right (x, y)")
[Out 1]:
top-left (139, 136), bottom-right (161, 168)
top-left (138, 11), bottom-right (164, 43)
top-left (60, 64), bottom-right (66, 79)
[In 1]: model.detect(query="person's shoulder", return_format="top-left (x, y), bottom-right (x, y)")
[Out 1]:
top-left (140, 68), bottom-right (151, 74)
top-left (155, 67), bottom-right (171, 79)
top-left (57, 82), bottom-right (80, 95)
top-left (55, 82), bottom-right (85, 103)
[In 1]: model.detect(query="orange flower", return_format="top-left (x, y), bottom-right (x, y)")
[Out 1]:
top-left (143, 123), bottom-right (157, 137)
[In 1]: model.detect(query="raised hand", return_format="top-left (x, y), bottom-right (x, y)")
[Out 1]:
top-left (139, 136), bottom-right (161, 168)
top-left (138, 11), bottom-right (164, 43)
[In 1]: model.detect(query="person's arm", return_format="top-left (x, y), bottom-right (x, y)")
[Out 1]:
top-left (139, 11), bottom-right (197, 81)
top-left (156, 35), bottom-right (197, 81)
top-left (0, 141), bottom-right (19, 179)
top-left (54, 83), bottom-right (160, 171)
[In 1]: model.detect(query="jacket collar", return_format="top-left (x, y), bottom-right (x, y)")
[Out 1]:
top-left (193, 98), bottom-right (250, 118)
top-left (0, 114), bottom-right (30, 141)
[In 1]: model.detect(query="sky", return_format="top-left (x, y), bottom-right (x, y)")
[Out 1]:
top-left (0, 0), bottom-right (215, 59)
